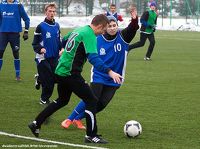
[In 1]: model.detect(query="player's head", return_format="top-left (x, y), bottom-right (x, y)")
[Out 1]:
top-left (45, 3), bottom-right (57, 21)
top-left (150, 1), bottom-right (156, 10)
top-left (109, 4), bottom-right (116, 13)
top-left (129, 4), bottom-right (137, 13)
top-left (91, 14), bottom-right (109, 35)
top-left (106, 16), bottom-right (118, 36)
top-left (6, 0), bottom-right (14, 3)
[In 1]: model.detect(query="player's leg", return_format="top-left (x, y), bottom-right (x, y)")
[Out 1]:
top-left (0, 33), bottom-right (8, 71)
top-left (9, 33), bottom-right (20, 80)
top-left (37, 60), bottom-right (55, 104)
top-left (70, 75), bottom-right (107, 143)
top-left (129, 32), bottom-right (147, 50)
top-left (91, 83), bottom-right (119, 113)
top-left (28, 75), bottom-right (72, 137)
top-left (145, 33), bottom-right (155, 60)
top-left (34, 59), bottom-right (41, 90)
top-left (61, 100), bottom-right (86, 129)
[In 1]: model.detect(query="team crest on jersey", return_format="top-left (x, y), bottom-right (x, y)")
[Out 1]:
top-left (46, 32), bottom-right (51, 39)
top-left (99, 48), bottom-right (106, 55)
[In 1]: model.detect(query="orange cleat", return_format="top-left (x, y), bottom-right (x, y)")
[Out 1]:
top-left (73, 120), bottom-right (86, 130)
top-left (61, 119), bottom-right (73, 129)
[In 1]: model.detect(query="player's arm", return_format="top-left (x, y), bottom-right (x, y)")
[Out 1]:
top-left (19, 4), bottom-right (30, 31)
top-left (140, 11), bottom-right (150, 27)
top-left (57, 24), bottom-right (62, 51)
top-left (87, 53), bottom-right (122, 84)
top-left (117, 14), bottom-right (123, 22)
top-left (32, 25), bottom-right (44, 54)
top-left (121, 7), bottom-right (139, 43)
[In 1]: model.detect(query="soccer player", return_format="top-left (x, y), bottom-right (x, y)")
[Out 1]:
top-left (0, 0), bottom-right (30, 81)
top-left (61, 6), bottom-right (139, 130)
top-left (105, 3), bottom-right (123, 22)
top-left (28, 14), bottom-right (122, 144)
top-left (32, 3), bottom-right (62, 105)
top-left (129, 1), bottom-right (158, 61)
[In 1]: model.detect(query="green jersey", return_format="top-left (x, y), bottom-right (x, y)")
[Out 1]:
top-left (55, 25), bottom-right (97, 76)
top-left (140, 10), bottom-right (157, 34)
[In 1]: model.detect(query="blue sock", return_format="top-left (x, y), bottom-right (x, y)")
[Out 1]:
top-left (0, 59), bottom-right (3, 71)
top-left (14, 59), bottom-right (20, 77)
top-left (68, 100), bottom-right (86, 120)
top-left (74, 111), bottom-right (85, 120)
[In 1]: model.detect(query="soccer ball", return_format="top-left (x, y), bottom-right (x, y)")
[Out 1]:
top-left (124, 120), bottom-right (142, 138)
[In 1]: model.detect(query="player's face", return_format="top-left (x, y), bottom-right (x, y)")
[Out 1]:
top-left (7, 0), bottom-right (14, 3)
top-left (95, 24), bottom-right (108, 35)
top-left (107, 21), bottom-right (118, 36)
top-left (150, 5), bottom-right (156, 11)
top-left (110, 6), bottom-right (116, 13)
top-left (46, 7), bottom-right (56, 21)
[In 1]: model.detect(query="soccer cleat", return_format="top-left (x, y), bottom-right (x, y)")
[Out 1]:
top-left (28, 121), bottom-right (40, 137)
top-left (85, 135), bottom-right (108, 144)
top-left (144, 57), bottom-right (151, 61)
top-left (34, 74), bottom-right (41, 90)
top-left (39, 99), bottom-right (50, 105)
top-left (73, 120), bottom-right (86, 130)
top-left (15, 76), bottom-right (21, 81)
top-left (61, 119), bottom-right (73, 129)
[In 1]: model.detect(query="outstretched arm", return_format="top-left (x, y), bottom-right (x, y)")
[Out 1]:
top-left (121, 6), bottom-right (139, 43)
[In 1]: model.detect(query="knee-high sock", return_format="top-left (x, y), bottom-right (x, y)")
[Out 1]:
top-left (68, 100), bottom-right (86, 120)
top-left (14, 59), bottom-right (20, 77)
top-left (0, 59), bottom-right (3, 71)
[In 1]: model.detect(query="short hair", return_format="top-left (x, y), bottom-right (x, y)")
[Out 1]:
top-left (110, 4), bottom-right (116, 8)
top-left (91, 14), bottom-right (109, 27)
top-left (44, 3), bottom-right (57, 12)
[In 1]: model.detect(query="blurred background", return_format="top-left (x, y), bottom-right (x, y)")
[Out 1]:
top-left (2, 0), bottom-right (199, 27)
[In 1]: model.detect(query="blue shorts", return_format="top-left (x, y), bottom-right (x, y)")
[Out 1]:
top-left (0, 32), bottom-right (20, 51)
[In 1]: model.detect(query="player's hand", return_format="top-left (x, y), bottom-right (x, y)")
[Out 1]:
top-left (59, 48), bottom-right (64, 56)
top-left (23, 31), bottom-right (28, 41)
top-left (40, 48), bottom-right (46, 54)
top-left (108, 70), bottom-right (123, 84)
top-left (130, 6), bottom-right (137, 19)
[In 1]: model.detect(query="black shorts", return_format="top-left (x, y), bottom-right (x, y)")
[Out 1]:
top-left (90, 83), bottom-right (119, 108)
top-left (0, 32), bottom-right (20, 51)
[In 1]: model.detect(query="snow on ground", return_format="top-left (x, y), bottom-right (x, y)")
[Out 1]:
top-left (29, 16), bottom-right (200, 32)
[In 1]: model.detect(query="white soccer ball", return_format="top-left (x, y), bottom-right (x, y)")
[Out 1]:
top-left (124, 120), bottom-right (142, 138)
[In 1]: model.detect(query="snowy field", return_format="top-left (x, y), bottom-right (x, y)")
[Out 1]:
top-left (29, 16), bottom-right (200, 32)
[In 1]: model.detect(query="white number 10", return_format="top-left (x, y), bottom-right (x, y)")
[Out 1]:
top-left (114, 43), bottom-right (121, 52)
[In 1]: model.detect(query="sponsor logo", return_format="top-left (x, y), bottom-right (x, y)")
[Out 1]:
top-left (2, 11), bottom-right (14, 16)
top-left (99, 48), bottom-right (106, 55)
top-left (46, 32), bottom-right (51, 38)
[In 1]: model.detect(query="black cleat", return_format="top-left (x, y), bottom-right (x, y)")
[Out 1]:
top-left (85, 135), bottom-right (108, 144)
top-left (39, 99), bottom-right (50, 105)
top-left (28, 121), bottom-right (40, 137)
top-left (34, 74), bottom-right (41, 90)
top-left (144, 57), bottom-right (151, 61)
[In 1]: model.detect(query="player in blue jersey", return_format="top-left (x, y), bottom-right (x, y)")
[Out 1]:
top-left (61, 5), bottom-right (139, 129)
top-left (32, 3), bottom-right (62, 105)
top-left (0, 0), bottom-right (30, 81)
top-left (105, 3), bottom-right (123, 22)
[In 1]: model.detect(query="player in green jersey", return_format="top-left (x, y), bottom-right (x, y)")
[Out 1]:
top-left (28, 14), bottom-right (122, 144)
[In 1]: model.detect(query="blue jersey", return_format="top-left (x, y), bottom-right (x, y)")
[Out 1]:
top-left (91, 31), bottom-right (129, 87)
top-left (38, 22), bottom-right (61, 59)
top-left (0, 2), bottom-right (30, 32)
top-left (106, 11), bottom-right (118, 21)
